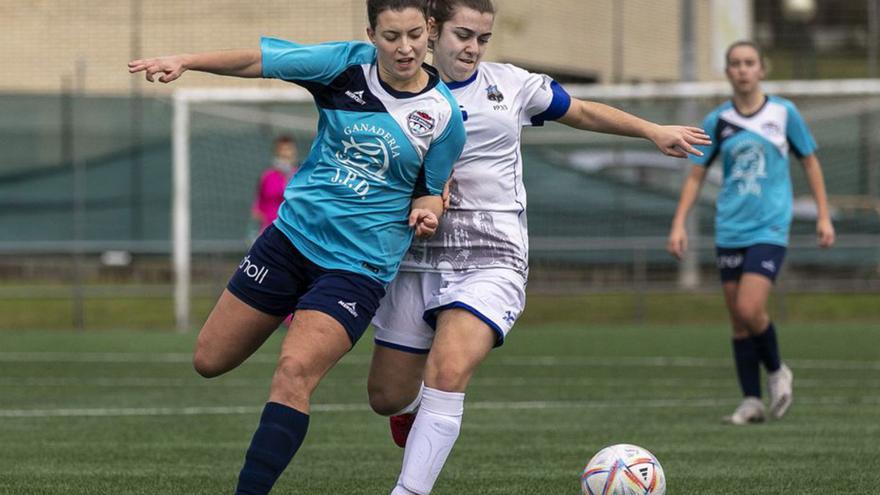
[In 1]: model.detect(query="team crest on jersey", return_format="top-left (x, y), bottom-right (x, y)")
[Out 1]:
top-left (335, 137), bottom-right (390, 182)
top-left (731, 141), bottom-right (767, 197)
top-left (486, 85), bottom-right (504, 103)
top-left (407, 110), bottom-right (435, 136)
top-left (761, 121), bottom-right (782, 136)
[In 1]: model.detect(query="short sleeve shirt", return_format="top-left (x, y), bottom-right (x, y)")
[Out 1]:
top-left (691, 95), bottom-right (817, 247)
top-left (261, 37), bottom-right (466, 283)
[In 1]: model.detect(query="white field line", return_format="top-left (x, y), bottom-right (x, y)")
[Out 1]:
top-left (1, 352), bottom-right (879, 371)
top-left (0, 377), bottom-right (878, 390)
top-left (1, 395), bottom-right (878, 418)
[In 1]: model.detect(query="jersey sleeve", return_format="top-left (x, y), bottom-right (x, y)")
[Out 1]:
top-left (784, 100), bottom-right (818, 158)
top-left (416, 107), bottom-right (466, 196)
top-left (518, 71), bottom-right (572, 127)
top-left (691, 111), bottom-right (720, 167)
top-left (260, 37), bottom-right (374, 86)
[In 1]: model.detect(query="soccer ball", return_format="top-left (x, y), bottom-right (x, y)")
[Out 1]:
top-left (581, 444), bottom-right (666, 495)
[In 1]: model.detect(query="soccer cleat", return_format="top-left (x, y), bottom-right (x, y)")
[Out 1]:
top-left (723, 397), bottom-right (766, 425)
top-left (767, 363), bottom-right (794, 419)
top-left (389, 412), bottom-right (416, 448)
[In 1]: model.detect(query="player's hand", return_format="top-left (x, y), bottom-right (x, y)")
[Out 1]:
top-left (666, 225), bottom-right (688, 259)
top-left (409, 208), bottom-right (439, 238)
top-left (128, 55), bottom-right (188, 83)
top-left (817, 217), bottom-right (835, 248)
top-left (441, 175), bottom-right (455, 212)
top-left (651, 125), bottom-right (712, 159)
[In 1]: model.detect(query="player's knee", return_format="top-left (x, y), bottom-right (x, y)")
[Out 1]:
top-left (367, 378), bottom-right (418, 415)
top-left (425, 366), bottom-right (469, 393)
top-left (734, 302), bottom-right (764, 332)
top-left (270, 356), bottom-right (314, 401)
top-left (368, 388), bottom-right (403, 416)
top-left (192, 348), bottom-right (224, 378)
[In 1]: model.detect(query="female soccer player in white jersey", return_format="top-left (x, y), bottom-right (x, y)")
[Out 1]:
top-left (365, 1), bottom-right (711, 493)
top-left (129, 1), bottom-right (465, 493)
top-left (667, 41), bottom-right (835, 426)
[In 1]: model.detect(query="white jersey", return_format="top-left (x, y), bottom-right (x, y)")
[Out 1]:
top-left (399, 63), bottom-right (572, 276)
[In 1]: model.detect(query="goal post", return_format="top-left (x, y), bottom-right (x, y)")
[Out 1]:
top-left (172, 96), bottom-right (190, 333)
top-left (171, 87), bottom-right (315, 332)
top-left (171, 80), bottom-right (880, 331)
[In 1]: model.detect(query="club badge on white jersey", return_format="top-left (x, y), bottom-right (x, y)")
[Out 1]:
top-left (401, 63), bottom-right (572, 275)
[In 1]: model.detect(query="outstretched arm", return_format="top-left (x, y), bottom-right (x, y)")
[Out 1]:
top-left (128, 49), bottom-right (262, 83)
top-left (667, 165), bottom-right (708, 259)
top-left (800, 154), bottom-right (835, 248)
top-left (557, 98), bottom-right (711, 158)
top-left (410, 196), bottom-right (444, 239)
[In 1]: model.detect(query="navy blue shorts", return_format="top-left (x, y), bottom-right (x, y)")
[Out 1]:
top-left (716, 243), bottom-right (787, 283)
top-left (227, 224), bottom-right (385, 344)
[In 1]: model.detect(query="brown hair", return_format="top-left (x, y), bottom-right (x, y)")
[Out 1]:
top-left (725, 40), bottom-right (765, 68)
top-left (367, 0), bottom-right (429, 29)
top-left (428, 0), bottom-right (495, 27)
top-left (427, 0), bottom-right (495, 50)
top-left (274, 135), bottom-right (296, 149)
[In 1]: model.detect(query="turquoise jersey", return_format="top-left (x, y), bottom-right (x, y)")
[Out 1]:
top-left (261, 37), bottom-right (465, 284)
top-left (691, 95), bottom-right (817, 248)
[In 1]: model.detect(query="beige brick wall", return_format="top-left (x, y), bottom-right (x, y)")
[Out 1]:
top-left (0, 0), bottom-right (722, 95)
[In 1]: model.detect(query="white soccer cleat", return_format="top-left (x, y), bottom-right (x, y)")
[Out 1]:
top-left (767, 363), bottom-right (794, 419)
top-left (723, 397), bottom-right (766, 425)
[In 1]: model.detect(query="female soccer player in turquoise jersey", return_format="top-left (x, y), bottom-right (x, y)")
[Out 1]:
top-left (667, 41), bottom-right (835, 426)
top-left (364, 1), bottom-right (711, 493)
top-left (129, 1), bottom-right (465, 493)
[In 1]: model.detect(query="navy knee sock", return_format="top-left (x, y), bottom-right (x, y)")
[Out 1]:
top-left (751, 322), bottom-right (782, 373)
top-left (732, 337), bottom-right (761, 398)
top-left (235, 402), bottom-right (310, 495)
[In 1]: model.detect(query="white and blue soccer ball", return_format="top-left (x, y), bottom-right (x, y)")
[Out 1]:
top-left (581, 443), bottom-right (666, 495)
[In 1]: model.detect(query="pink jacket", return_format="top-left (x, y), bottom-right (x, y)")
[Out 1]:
top-left (252, 167), bottom-right (295, 231)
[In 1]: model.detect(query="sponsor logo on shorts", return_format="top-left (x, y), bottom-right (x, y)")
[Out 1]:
top-left (717, 254), bottom-right (744, 269)
top-left (239, 255), bottom-right (269, 284)
top-left (338, 300), bottom-right (359, 318)
top-left (502, 310), bottom-right (516, 325)
top-left (761, 260), bottom-right (777, 273)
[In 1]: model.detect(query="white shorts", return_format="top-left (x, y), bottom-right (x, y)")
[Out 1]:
top-left (372, 268), bottom-right (526, 353)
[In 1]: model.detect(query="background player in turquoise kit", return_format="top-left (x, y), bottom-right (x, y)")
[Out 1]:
top-left (128, 1), bottom-right (465, 493)
top-left (667, 40), bottom-right (835, 426)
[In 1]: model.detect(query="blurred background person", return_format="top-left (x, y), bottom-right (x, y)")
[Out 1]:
top-left (666, 40), bottom-right (835, 426)
top-left (252, 135), bottom-right (299, 234)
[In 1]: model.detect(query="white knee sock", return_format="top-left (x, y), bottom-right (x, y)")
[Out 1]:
top-left (392, 386), bottom-right (465, 495)
top-left (392, 382), bottom-right (424, 416)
